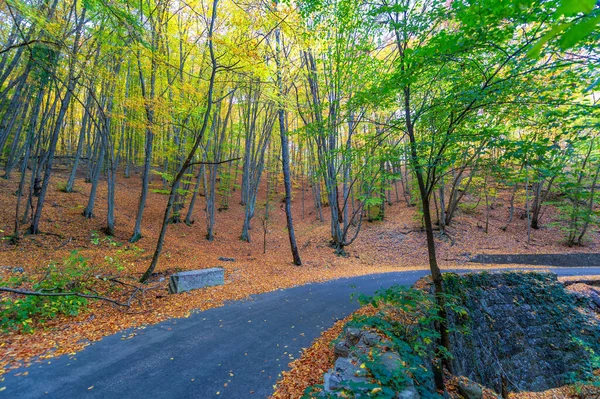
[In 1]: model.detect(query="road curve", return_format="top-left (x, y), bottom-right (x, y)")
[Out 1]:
top-left (3, 267), bottom-right (600, 399)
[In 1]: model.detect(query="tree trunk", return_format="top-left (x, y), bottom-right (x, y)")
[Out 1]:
top-left (130, 31), bottom-right (159, 242)
top-left (65, 89), bottom-right (93, 192)
top-left (83, 131), bottom-right (105, 218)
top-left (10, 84), bottom-right (44, 242)
top-left (3, 96), bottom-right (29, 179)
top-left (185, 166), bottom-right (202, 225)
top-left (275, 15), bottom-right (302, 266)
top-left (140, 0), bottom-right (220, 283)
top-left (402, 84), bottom-right (450, 361)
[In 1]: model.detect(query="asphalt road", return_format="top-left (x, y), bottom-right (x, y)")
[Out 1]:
top-left (3, 267), bottom-right (600, 399)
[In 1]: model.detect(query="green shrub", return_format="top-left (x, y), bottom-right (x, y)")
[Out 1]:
top-left (0, 251), bottom-right (92, 333)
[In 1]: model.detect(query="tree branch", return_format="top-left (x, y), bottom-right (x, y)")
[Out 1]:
top-left (187, 157), bottom-right (241, 167)
top-left (0, 287), bottom-right (131, 307)
top-left (0, 39), bottom-right (61, 55)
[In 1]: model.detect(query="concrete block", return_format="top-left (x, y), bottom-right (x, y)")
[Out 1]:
top-left (168, 268), bottom-right (224, 294)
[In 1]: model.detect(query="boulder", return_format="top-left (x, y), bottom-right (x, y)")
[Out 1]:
top-left (333, 341), bottom-right (351, 359)
top-left (397, 386), bottom-right (420, 399)
top-left (567, 283), bottom-right (600, 310)
top-left (324, 357), bottom-right (368, 392)
top-left (168, 268), bottom-right (224, 294)
top-left (361, 331), bottom-right (382, 347)
top-left (457, 377), bottom-right (483, 399)
top-left (345, 327), bottom-right (363, 346)
top-left (380, 351), bottom-right (402, 375)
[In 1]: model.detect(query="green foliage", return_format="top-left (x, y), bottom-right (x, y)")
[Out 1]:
top-left (90, 232), bottom-right (142, 272)
top-left (0, 251), bottom-right (92, 333)
top-left (90, 231), bottom-right (122, 247)
top-left (57, 181), bottom-right (71, 193)
top-left (103, 245), bottom-right (142, 273)
top-left (550, 138), bottom-right (600, 246)
top-left (29, 43), bottom-right (59, 86)
top-left (529, 0), bottom-right (599, 57)
top-left (151, 189), bottom-right (171, 195)
top-left (303, 285), bottom-right (467, 398)
top-left (552, 192), bottom-right (599, 246)
top-left (80, 0), bottom-right (145, 43)
top-left (557, 0), bottom-right (597, 16)
top-left (364, 196), bottom-right (384, 221)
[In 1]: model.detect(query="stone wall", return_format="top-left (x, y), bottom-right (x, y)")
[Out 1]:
top-left (445, 272), bottom-right (600, 393)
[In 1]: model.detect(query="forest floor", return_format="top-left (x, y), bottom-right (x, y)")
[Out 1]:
top-left (1, 168), bottom-right (599, 374)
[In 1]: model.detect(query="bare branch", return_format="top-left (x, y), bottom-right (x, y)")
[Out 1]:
top-left (187, 157), bottom-right (241, 167)
top-left (0, 287), bottom-right (131, 307)
top-left (0, 39), bottom-right (61, 55)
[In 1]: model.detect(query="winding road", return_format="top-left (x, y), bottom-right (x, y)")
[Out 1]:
top-left (3, 267), bottom-right (600, 399)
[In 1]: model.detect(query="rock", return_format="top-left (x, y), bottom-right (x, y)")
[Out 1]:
top-left (158, 277), bottom-right (165, 282)
top-left (380, 351), bottom-right (402, 374)
top-left (397, 386), bottom-right (420, 399)
top-left (397, 377), bottom-right (421, 399)
top-left (218, 257), bottom-right (235, 262)
top-left (457, 377), bottom-right (483, 399)
top-left (334, 357), bottom-right (364, 377)
top-left (333, 341), bottom-right (351, 359)
top-left (168, 268), bottom-right (224, 294)
top-left (322, 371), bottom-right (335, 392)
top-left (325, 372), bottom-right (346, 391)
top-left (567, 283), bottom-right (600, 310)
top-left (361, 331), bottom-right (381, 346)
top-left (325, 357), bottom-right (368, 392)
top-left (345, 327), bottom-right (362, 345)
top-left (12, 267), bottom-right (24, 273)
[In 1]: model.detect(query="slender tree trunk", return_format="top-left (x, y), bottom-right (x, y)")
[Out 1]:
top-left (130, 30), bottom-right (158, 242)
top-left (525, 166), bottom-right (531, 245)
top-left (106, 154), bottom-right (116, 234)
top-left (65, 89), bottom-right (93, 192)
top-left (104, 60), bottom-right (122, 235)
top-left (3, 97), bottom-right (29, 179)
top-left (402, 84), bottom-right (450, 362)
top-left (140, 0), bottom-right (220, 283)
top-left (185, 165), bottom-right (203, 225)
top-left (577, 162), bottom-right (600, 245)
top-left (83, 131), bottom-right (105, 218)
top-left (11, 84), bottom-right (43, 242)
top-left (130, 116), bottom-right (154, 241)
top-left (274, 14), bottom-right (301, 266)
top-left (206, 138), bottom-right (217, 241)
top-left (0, 68), bottom-right (31, 156)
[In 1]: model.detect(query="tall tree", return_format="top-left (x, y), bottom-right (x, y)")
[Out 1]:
top-left (273, 0), bottom-right (302, 265)
top-left (140, 0), bottom-right (220, 282)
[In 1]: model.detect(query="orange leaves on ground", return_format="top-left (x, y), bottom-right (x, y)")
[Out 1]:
top-left (271, 306), bottom-right (377, 399)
